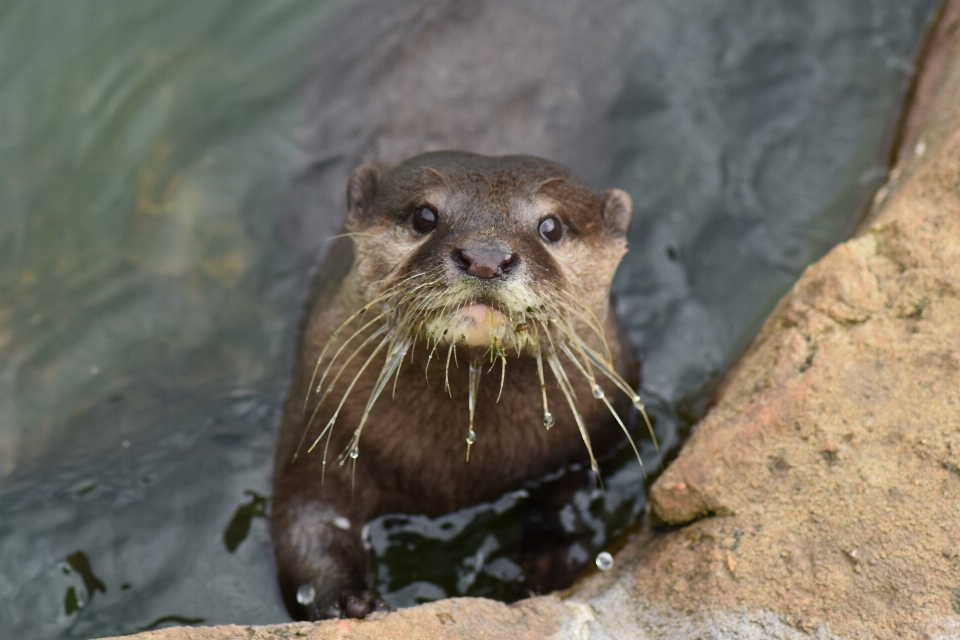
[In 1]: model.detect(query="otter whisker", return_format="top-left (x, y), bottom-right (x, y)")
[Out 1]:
top-left (541, 296), bottom-right (607, 355)
top-left (293, 324), bottom-right (390, 463)
top-left (558, 334), bottom-right (600, 388)
top-left (416, 287), bottom-right (459, 382)
top-left (550, 291), bottom-right (613, 361)
top-left (327, 231), bottom-right (380, 240)
top-left (384, 299), bottom-right (437, 393)
top-left (425, 330), bottom-right (445, 382)
top-left (451, 297), bottom-right (468, 349)
top-left (392, 345), bottom-right (407, 398)
top-left (547, 306), bottom-right (658, 456)
top-left (404, 290), bottom-right (442, 326)
top-left (301, 271), bottom-right (429, 416)
top-left (341, 337), bottom-right (413, 463)
top-left (307, 324), bottom-right (392, 459)
top-left (307, 327), bottom-right (394, 464)
top-left (534, 341), bottom-right (554, 429)
top-left (545, 346), bottom-right (601, 486)
top-left (386, 317), bottom-right (411, 399)
top-left (539, 301), bottom-right (626, 398)
top-left (304, 288), bottom-right (419, 416)
top-left (466, 360), bottom-right (481, 461)
top-left (496, 351), bottom-right (506, 403)
top-left (312, 275), bottom-right (444, 401)
top-left (444, 341), bottom-right (456, 397)
top-left (308, 323), bottom-right (391, 423)
top-left (423, 166), bottom-right (451, 188)
top-left (313, 306), bottom-right (398, 396)
top-left (560, 342), bottom-right (645, 476)
top-left (575, 335), bottom-right (658, 454)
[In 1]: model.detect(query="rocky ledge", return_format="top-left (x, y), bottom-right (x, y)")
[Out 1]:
top-left (105, 3), bottom-right (960, 638)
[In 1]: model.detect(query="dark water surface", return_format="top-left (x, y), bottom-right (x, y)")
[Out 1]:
top-left (0, 0), bottom-right (939, 637)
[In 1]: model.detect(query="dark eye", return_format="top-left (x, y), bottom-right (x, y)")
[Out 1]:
top-left (411, 205), bottom-right (438, 234)
top-left (538, 216), bottom-right (563, 243)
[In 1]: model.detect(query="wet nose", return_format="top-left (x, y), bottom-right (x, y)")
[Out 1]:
top-left (453, 244), bottom-right (520, 279)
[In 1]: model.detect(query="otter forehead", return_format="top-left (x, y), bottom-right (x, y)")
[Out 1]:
top-left (389, 151), bottom-right (584, 185)
top-left (373, 151), bottom-right (600, 233)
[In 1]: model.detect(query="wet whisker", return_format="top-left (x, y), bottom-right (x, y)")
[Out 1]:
top-left (560, 342), bottom-right (645, 475)
top-left (466, 360), bottom-right (481, 460)
top-left (340, 336), bottom-right (413, 463)
top-left (293, 324), bottom-right (390, 462)
top-left (544, 343), bottom-right (601, 487)
top-left (534, 338), bottom-right (554, 429)
top-left (575, 336), bottom-right (658, 454)
top-left (302, 271), bottom-right (431, 416)
top-left (306, 328), bottom-right (394, 470)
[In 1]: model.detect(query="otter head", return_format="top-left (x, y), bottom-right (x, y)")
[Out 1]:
top-left (344, 151), bottom-right (632, 355)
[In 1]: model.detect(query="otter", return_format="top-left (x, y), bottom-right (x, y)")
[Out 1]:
top-left (272, 151), bottom-right (646, 620)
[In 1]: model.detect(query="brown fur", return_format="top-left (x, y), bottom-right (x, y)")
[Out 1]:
top-left (272, 151), bottom-right (636, 620)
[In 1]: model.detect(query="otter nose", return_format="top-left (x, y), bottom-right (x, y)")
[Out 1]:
top-left (453, 245), bottom-right (519, 279)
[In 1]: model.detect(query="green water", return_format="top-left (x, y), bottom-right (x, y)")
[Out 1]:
top-left (0, 1), bottom-right (337, 636)
top-left (0, 0), bottom-right (341, 478)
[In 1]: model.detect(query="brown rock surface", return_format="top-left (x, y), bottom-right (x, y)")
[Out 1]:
top-left (98, 597), bottom-right (583, 640)
top-left (105, 3), bottom-right (960, 639)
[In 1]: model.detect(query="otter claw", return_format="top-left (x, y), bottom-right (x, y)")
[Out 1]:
top-left (314, 589), bottom-right (389, 620)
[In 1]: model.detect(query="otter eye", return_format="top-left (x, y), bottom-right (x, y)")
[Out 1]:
top-left (538, 216), bottom-right (563, 243)
top-left (411, 205), bottom-right (438, 234)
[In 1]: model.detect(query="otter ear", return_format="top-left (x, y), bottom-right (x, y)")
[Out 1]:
top-left (346, 165), bottom-right (380, 226)
top-left (601, 188), bottom-right (633, 238)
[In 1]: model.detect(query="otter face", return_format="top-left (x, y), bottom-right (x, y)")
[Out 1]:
top-left (344, 151), bottom-right (632, 353)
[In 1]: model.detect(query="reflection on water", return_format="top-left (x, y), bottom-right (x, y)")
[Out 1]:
top-left (0, 0), bottom-right (940, 637)
top-left (367, 424), bottom-right (659, 608)
top-left (223, 491), bottom-right (268, 553)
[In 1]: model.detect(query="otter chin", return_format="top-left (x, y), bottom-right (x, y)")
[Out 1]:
top-left (272, 151), bottom-right (647, 621)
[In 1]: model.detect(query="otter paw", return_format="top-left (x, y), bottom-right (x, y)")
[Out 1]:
top-left (309, 589), bottom-right (389, 620)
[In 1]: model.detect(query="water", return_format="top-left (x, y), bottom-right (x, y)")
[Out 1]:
top-left (0, 0), bottom-right (939, 637)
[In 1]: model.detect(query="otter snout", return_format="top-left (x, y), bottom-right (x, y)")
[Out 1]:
top-left (452, 240), bottom-right (520, 280)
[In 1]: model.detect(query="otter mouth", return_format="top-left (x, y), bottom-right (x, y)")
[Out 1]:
top-left (425, 300), bottom-right (520, 349)
top-left (452, 302), bottom-right (508, 344)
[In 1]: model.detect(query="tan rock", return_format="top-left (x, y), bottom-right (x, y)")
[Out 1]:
top-left (98, 597), bottom-right (581, 640)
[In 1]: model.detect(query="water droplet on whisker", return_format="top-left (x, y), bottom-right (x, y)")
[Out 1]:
top-left (349, 446), bottom-right (359, 459)
top-left (296, 584), bottom-right (316, 605)
top-left (592, 385), bottom-right (605, 399)
top-left (465, 429), bottom-right (477, 445)
top-left (543, 412), bottom-right (555, 429)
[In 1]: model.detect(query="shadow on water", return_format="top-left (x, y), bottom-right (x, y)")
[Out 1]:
top-left (0, 0), bottom-right (942, 637)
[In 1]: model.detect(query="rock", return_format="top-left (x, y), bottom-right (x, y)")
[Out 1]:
top-left (104, 2), bottom-right (960, 638)
top-left (97, 597), bottom-right (582, 640)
